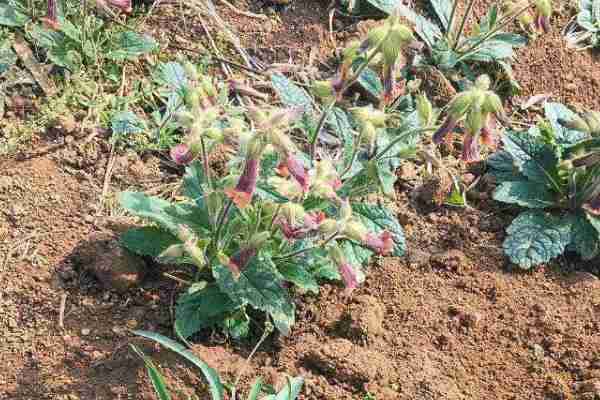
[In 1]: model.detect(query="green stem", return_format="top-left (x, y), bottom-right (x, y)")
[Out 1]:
top-left (275, 231), bottom-right (339, 260)
top-left (452, 0), bottom-right (477, 51)
top-left (456, 3), bottom-right (531, 62)
top-left (340, 129), bottom-right (365, 178)
top-left (200, 137), bottom-right (213, 190)
top-left (374, 127), bottom-right (436, 160)
top-left (309, 31), bottom-right (390, 162)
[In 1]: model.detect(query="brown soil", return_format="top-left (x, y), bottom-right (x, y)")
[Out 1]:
top-left (2, 2), bottom-right (600, 400)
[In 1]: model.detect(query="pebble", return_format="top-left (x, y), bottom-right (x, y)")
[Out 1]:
top-left (81, 328), bottom-right (91, 336)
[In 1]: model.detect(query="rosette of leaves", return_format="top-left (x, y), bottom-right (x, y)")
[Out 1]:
top-left (131, 330), bottom-right (304, 400)
top-left (488, 103), bottom-right (600, 269)
top-left (118, 68), bottom-right (413, 339)
top-left (564, 0), bottom-right (600, 50)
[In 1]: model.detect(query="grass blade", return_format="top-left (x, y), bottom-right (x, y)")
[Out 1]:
top-left (130, 344), bottom-right (172, 400)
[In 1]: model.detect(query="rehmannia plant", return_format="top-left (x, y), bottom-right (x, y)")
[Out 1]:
top-left (118, 18), bottom-right (428, 339)
top-left (488, 103), bottom-right (600, 269)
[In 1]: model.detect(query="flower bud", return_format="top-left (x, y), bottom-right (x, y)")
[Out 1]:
top-left (319, 219), bottom-right (339, 235)
top-left (170, 143), bottom-right (195, 165)
top-left (249, 231), bottom-right (270, 248)
top-left (482, 92), bottom-right (504, 115)
top-left (447, 92), bottom-right (474, 120)
top-left (462, 133), bottom-right (482, 163)
top-left (416, 94), bottom-right (434, 127)
top-left (43, 0), bottom-right (60, 29)
top-left (351, 106), bottom-right (387, 127)
top-left (382, 24), bottom-right (414, 65)
top-left (340, 199), bottom-right (353, 220)
top-left (474, 74), bottom-right (491, 91)
top-left (281, 203), bottom-right (306, 225)
top-left (465, 108), bottom-right (485, 135)
top-left (312, 80), bottom-right (335, 101)
top-left (185, 89), bottom-right (201, 110)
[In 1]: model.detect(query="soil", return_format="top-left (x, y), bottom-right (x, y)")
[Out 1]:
top-left (2, 2), bottom-right (600, 400)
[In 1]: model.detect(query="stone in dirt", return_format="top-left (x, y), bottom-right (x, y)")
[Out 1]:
top-left (75, 231), bottom-right (146, 293)
top-left (430, 249), bottom-right (471, 273)
top-left (346, 295), bottom-right (385, 338)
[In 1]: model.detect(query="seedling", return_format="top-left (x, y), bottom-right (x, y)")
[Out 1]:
top-left (489, 103), bottom-right (600, 268)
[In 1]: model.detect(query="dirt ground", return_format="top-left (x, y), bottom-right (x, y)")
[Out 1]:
top-left (2, 1), bottom-right (600, 399)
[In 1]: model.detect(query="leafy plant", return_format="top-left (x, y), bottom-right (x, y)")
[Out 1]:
top-left (119, 49), bottom-right (418, 338)
top-left (131, 330), bottom-right (303, 400)
top-left (489, 103), bottom-right (600, 268)
top-left (564, 0), bottom-right (600, 49)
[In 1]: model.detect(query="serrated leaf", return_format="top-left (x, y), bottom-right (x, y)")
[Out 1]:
top-left (544, 102), bottom-right (589, 146)
top-left (111, 111), bottom-right (146, 137)
top-left (132, 331), bottom-right (224, 400)
top-left (570, 213), bottom-right (600, 260)
top-left (271, 73), bottom-right (313, 112)
top-left (118, 191), bottom-right (210, 235)
top-left (213, 255), bottom-right (295, 336)
top-left (493, 181), bottom-right (556, 208)
top-left (155, 62), bottom-right (188, 92)
top-left (277, 260), bottom-right (320, 294)
top-left (503, 211), bottom-right (572, 269)
top-left (183, 161), bottom-right (205, 205)
top-left (501, 131), bottom-right (559, 185)
top-left (0, 4), bottom-right (29, 27)
top-left (352, 203), bottom-right (406, 257)
top-left (107, 32), bottom-right (157, 61)
top-left (175, 283), bottom-right (239, 338)
top-left (220, 310), bottom-right (250, 339)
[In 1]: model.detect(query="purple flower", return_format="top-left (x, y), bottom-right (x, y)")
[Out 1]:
top-left (461, 133), bottom-right (482, 164)
top-left (433, 117), bottom-right (458, 145)
top-left (480, 117), bottom-right (498, 148)
top-left (227, 247), bottom-right (256, 277)
top-left (225, 158), bottom-right (260, 209)
top-left (170, 144), bottom-right (195, 165)
top-left (285, 154), bottom-right (310, 192)
top-left (338, 263), bottom-right (359, 293)
top-left (364, 231), bottom-right (394, 255)
top-left (535, 15), bottom-right (550, 33)
top-left (107, 0), bottom-right (132, 13)
top-left (43, 0), bottom-right (59, 29)
top-left (382, 64), bottom-right (395, 105)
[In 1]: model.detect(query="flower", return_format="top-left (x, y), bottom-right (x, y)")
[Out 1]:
top-left (285, 154), bottom-right (310, 192)
top-left (461, 133), bottom-right (482, 163)
top-left (329, 245), bottom-right (362, 293)
top-left (433, 117), bottom-right (459, 145)
top-left (534, 0), bottom-right (552, 33)
top-left (43, 0), bottom-right (60, 29)
top-left (277, 204), bottom-right (325, 239)
top-left (170, 144), bottom-right (195, 165)
top-left (364, 231), bottom-right (394, 255)
top-left (225, 158), bottom-right (260, 208)
top-left (107, 0), bottom-right (132, 13)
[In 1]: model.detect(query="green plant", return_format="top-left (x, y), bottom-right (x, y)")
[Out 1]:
top-left (131, 330), bottom-right (304, 400)
top-left (341, 0), bottom-right (539, 92)
top-left (488, 103), bottom-right (600, 268)
top-left (565, 0), bottom-right (600, 49)
top-left (118, 53), bottom-right (418, 338)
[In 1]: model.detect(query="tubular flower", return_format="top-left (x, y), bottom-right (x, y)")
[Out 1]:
top-left (461, 133), bottom-right (482, 163)
top-left (338, 203), bottom-right (395, 256)
top-left (480, 115), bottom-right (499, 148)
top-left (223, 232), bottom-right (270, 278)
top-left (225, 138), bottom-right (264, 208)
top-left (433, 91), bottom-right (474, 144)
top-left (170, 143), bottom-right (199, 165)
top-left (277, 203), bottom-right (325, 239)
top-left (534, 0), bottom-right (552, 33)
top-left (107, 0), bottom-right (132, 13)
top-left (43, 0), bottom-right (60, 29)
top-left (284, 153), bottom-right (310, 192)
top-left (329, 246), bottom-right (361, 293)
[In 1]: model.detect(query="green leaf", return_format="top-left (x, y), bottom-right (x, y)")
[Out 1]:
top-left (503, 211), bottom-right (572, 269)
top-left (155, 62), bottom-right (188, 92)
top-left (175, 283), bottom-right (239, 338)
top-left (304, 248), bottom-right (340, 281)
top-left (570, 213), bottom-right (600, 260)
top-left (220, 310), bottom-right (250, 339)
top-left (120, 226), bottom-right (184, 259)
top-left (544, 102), bottom-right (589, 146)
top-left (363, 0), bottom-right (403, 14)
top-left (183, 161), bottom-right (205, 205)
top-left (263, 377), bottom-right (304, 400)
top-left (352, 203), bottom-right (406, 257)
top-left (247, 377), bottom-right (264, 400)
top-left (0, 4), bottom-right (29, 27)
top-left (429, 0), bottom-right (452, 30)
top-left (132, 331), bottom-right (224, 400)
top-left (356, 66), bottom-right (383, 98)
top-left (588, 213), bottom-right (600, 235)
top-left (111, 111), bottom-right (146, 137)
top-left (107, 31), bottom-right (157, 61)
top-left (271, 73), bottom-right (313, 112)
top-left (213, 255), bottom-right (295, 336)
top-left (493, 181), bottom-right (556, 208)
top-left (130, 345), bottom-right (172, 400)
top-left (395, 3), bottom-right (442, 46)
top-left (501, 131), bottom-right (559, 185)
top-left (0, 46), bottom-right (17, 75)
top-left (118, 191), bottom-right (210, 235)
top-left (487, 150), bottom-right (523, 181)
top-left (277, 260), bottom-right (320, 294)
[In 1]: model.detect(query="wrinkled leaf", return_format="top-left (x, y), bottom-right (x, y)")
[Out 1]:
top-left (111, 110), bottom-right (146, 137)
top-left (544, 102), bottom-right (589, 146)
top-left (213, 255), bottom-right (295, 336)
top-left (570, 213), bottom-right (600, 260)
top-left (493, 181), bottom-right (556, 209)
top-left (271, 73), bottom-right (313, 112)
top-left (107, 32), bottom-right (157, 61)
top-left (120, 226), bottom-right (186, 260)
top-left (503, 211), bottom-right (572, 269)
top-left (352, 203), bottom-right (406, 257)
top-left (0, 4), bottom-right (29, 27)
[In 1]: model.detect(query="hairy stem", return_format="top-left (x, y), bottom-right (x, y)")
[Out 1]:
top-left (374, 127), bottom-right (436, 160)
top-left (274, 231), bottom-right (339, 260)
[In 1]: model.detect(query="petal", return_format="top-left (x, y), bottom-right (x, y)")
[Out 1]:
top-left (364, 231), bottom-right (394, 255)
top-left (480, 117), bottom-right (498, 148)
top-left (286, 154), bottom-right (310, 191)
top-left (461, 133), bottom-right (482, 163)
top-left (339, 263), bottom-right (359, 292)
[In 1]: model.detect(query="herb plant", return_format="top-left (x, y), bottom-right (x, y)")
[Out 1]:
top-left (564, 0), bottom-right (600, 50)
top-left (489, 103), bottom-right (600, 268)
top-left (131, 330), bottom-right (303, 400)
top-left (119, 28), bottom-right (419, 338)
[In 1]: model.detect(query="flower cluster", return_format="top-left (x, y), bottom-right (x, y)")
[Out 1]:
top-left (433, 75), bottom-right (505, 163)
